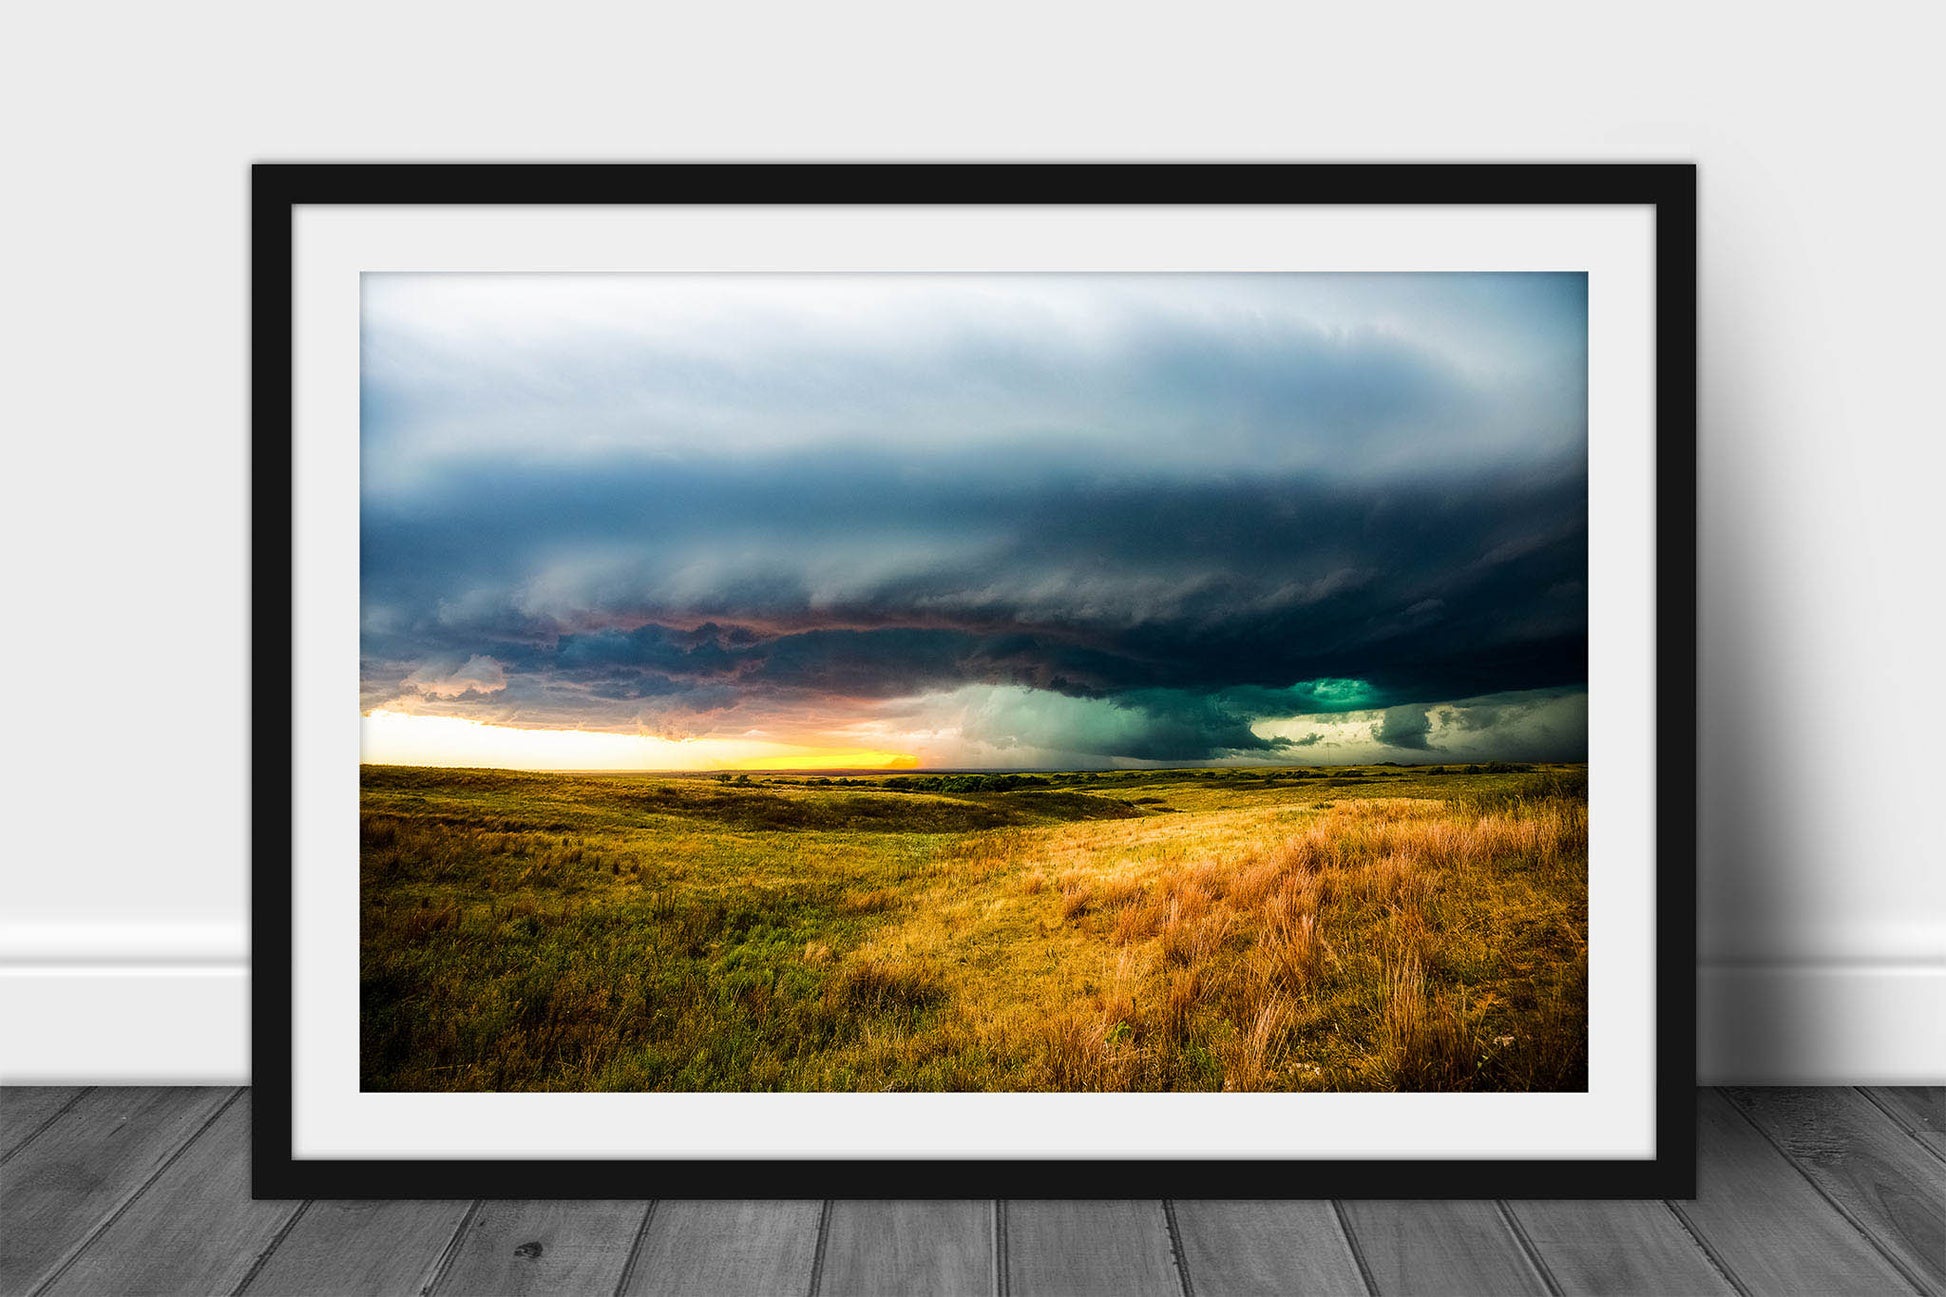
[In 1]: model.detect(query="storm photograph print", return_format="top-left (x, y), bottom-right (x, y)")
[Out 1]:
top-left (357, 272), bottom-right (1590, 1095)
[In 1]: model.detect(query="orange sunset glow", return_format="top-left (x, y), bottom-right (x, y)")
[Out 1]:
top-left (361, 709), bottom-right (918, 773)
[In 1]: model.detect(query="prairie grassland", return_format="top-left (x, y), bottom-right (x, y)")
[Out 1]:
top-left (361, 764), bottom-right (1586, 1092)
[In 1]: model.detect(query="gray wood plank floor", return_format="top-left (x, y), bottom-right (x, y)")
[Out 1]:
top-left (1, 1088), bottom-right (1939, 1296)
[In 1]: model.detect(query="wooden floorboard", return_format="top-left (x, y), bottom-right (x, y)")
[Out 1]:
top-left (429, 1198), bottom-right (650, 1296)
top-left (1673, 1090), bottom-right (1921, 1296)
top-left (0, 1085), bottom-right (233, 1296)
top-left (2, 1088), bottom-right (1941, 1296)
top-left (618, 1200), bottom-right (823, 1297)
top-left (235, 1197), bottom-right (474, 1296)
top-left (1004, 1200), bottom-right (1182, 1297)
top-left (38, 1091), bottom-right (300, 1297)
top-left (817, 1199), bottom-right (995, 1297)
top-left (0, 1087), bottom-right (86, 1162)
top-left (1504, 1199), bottom-right (1735, 1296)
top-left (1170, 1200), bottom-right (1369, 1296)
top-left (1727, 1086), bottom-right (1946, 1294)
top-left (1335, 1200), bottom-right (1551, 1297)
top-left (1866, 1086), bottom-right (1946, 1163)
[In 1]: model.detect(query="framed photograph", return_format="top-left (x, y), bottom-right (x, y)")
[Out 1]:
top-left (254, 164), bottom-right (1696, 1198)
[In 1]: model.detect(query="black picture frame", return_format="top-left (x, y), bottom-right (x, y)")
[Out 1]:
top-left (252, 162), bottom-right (1697, 1200)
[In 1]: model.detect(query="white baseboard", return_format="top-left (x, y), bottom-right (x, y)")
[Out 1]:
top-left (0, 918), bottom-right (251, 1084)
top-left (3, 937), bottom-right (1940, 1085)
top-left (0, 966), bottom-right (249, 1084)
top-left (0, 918), bottom-right (249, 965)
top-left (1697, 962), bottom-right (1946, 1084)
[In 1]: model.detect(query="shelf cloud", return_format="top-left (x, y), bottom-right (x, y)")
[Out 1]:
top-left (361, 272), bottom-right (1587, 768)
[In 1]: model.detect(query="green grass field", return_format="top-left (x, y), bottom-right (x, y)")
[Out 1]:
top-left (361, 763), bottom-right (1587, 1093)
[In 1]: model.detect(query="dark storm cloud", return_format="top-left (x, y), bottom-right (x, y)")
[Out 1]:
top-left (1377, 704), bottom-right (1435, 750)
top-left (361, 457), bottom-right (1586, 756)
top-left (361, 274), bottom-right (1588, 764)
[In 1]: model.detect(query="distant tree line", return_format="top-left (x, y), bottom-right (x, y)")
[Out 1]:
top-left (884, 773), bottom-right (1056, 793)
top-left (721, 762), bottom-right (1537, 791)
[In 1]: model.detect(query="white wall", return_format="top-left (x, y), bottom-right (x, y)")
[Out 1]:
top-left (2, 0), bottom-right (1939, 1084)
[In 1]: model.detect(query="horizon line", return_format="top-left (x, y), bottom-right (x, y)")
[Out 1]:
top-left (358, 758), bottom-right (1586, 776)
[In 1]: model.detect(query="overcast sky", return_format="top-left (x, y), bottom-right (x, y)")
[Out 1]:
top-left (360, 272), bottom-right (1588, 769)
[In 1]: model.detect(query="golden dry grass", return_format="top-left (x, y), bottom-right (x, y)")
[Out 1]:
top-left (361, 764), bottom-right (1587, 1092)
top-left (833, 790), bottom-right (1587, 1091)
